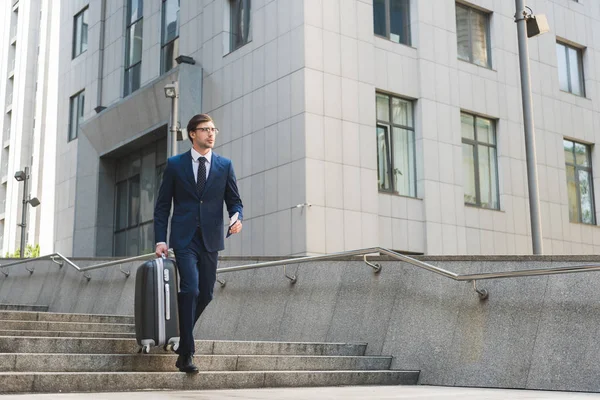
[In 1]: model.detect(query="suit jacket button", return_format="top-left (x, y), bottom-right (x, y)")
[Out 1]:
top-left (200, 201), bottom-right (203, 204)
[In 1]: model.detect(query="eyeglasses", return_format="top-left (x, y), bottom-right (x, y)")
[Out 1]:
top-left (194, 127), bottom-right (220, 135)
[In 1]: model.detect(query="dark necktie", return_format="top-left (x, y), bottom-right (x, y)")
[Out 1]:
top-left (196, 157), bottom-right (206, 196)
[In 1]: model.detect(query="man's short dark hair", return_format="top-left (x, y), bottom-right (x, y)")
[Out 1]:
top-left (187, 114), bottom-right (213, 142)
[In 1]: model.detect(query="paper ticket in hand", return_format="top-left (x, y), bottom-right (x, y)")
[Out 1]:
top-left (226, 212), bottom-right (239, 238)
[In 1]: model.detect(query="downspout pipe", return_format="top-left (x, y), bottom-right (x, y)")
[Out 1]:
top-left (94, 0), bottom-right (107, 113)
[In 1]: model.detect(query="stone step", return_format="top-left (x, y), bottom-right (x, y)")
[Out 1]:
top-left (0, 311), bottom-right (133, 324)
top-left (0, 353), bottom-right (393, 372)
top-left (0, 337), bottom-right (367, 356)
top-left (0, 370), bottom-right (419, 393)
top-left (0, 305), bottom-right (49, 312)
top-left (0, 320), bottom-right (135, 334)
top-left (0, 330), bottom-right (136, 339)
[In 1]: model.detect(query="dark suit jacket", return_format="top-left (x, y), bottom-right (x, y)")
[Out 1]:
top-left (154, 150), bottom-right (243, 252)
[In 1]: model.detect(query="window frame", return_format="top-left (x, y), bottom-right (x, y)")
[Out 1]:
top-left (556, 41), bottom-right (586, 97)
top-left (72, 6), bottom-right (89, 59)
top-left (373, 0), bottom-right (411, 46)
top-left (564, 139), bottom-right (596, 225)
top-left (160, 0), bottom-right (180, 75)
top-left (376, 92), bottom-right (417, 197)
top-left (124, 0), bottom-right (143, 96)
top-left (455, 3), bottom-right (492, 68)
top-left (68, 90), bottom-right (85, 142)
top-left (461, 112), bottom-right (500, 210)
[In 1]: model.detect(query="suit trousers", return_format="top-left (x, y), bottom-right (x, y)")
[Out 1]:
top-left (173, 227), bottom-right (218, 355)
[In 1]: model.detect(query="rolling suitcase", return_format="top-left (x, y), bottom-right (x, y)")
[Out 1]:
top-left (134, 255), bottom-right (180, 354)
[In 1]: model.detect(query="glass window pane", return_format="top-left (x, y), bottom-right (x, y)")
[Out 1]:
top-left (566, 165), bottom-right (578, 223)
top-left (115, 181), bottom-right (128, 230)
top-left (578, 169), bottom-right (595, 224)
top-left (129, 175), bottom-right (141, 227)
top-left (114, 231), bottom-right (127, 257)
top-left (377, 126), bottom-right (392, 191)
top-left (156, 138), bottom-right (168, 165)
top-left (140, 223), bottom-right (154, 255)
top-left (456, 5), bottom-right (470, 62)
top-left (162, 38), bottom-right (179, 73)
top-left (81, 10), bottom-right (88, 53)
top-left (568, 47), bottom-right (583, 96)
top-left (140, 150), bottom-right (156, 223)
top-left (373, 0), bottom-right (386, 37)
top-left (478, 145), bottom-right (498, 209)
top-left (461, 113), bottom-right (475, 140)
top-left (69, 97), bottom-right (77, 140)
top-left (390, 0), bottom-right (410, 45)
top-left (563, 140), bottom-right (574, 164)
top-left (392, 127), bottom-right (415, 196)
top-left (156, 164), bottom-right (166, 198)
top-left (125, 63), bottom-right (141, 96)
top-left (162, 0), bottom-right (180, 45)
top-left (242, 0), bottom-right (251, 44)
top-left (376, 94), bottom-right (390, 122)
top-left (392, 97), bottom-right (413, 127)
top-left (127, 21), bottom-right (143, 67)
top-left (74, 14), bottom-right (82, 57)
top-left (78, 92), bottom-right (85, 120)
top-left (556, 43), bottom-right (569, 92)
top-left (470, 10), bottom-right (489, 67)
top-left (128, 0), bottom-right (143, 23)
top-left (231, 0), bottom-right (251, 50)
top-left (574, 143), bottom-right (589, 166)
top-left (462, 143), bottom-right (477, 204)
top-left (127, 227), bottom-right (140, 256)
top-left (476, 117), bottom-right (495, 144)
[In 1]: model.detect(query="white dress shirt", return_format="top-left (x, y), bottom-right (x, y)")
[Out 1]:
top-left (191, 147), bottom-right (212, 182)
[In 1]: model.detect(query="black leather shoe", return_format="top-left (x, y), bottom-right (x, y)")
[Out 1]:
top-left (175, 354), bottom-right (199, 373)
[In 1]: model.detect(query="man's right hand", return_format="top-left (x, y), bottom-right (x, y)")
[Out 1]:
top-left (155, 243), bottom-right (168, 258)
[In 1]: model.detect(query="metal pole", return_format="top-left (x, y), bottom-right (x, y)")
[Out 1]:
top-left (19, 166), bottom-right (28, 258)
top-left (168, 81), bottom-right (179, 157)
top-left (515, 0), bottom-right (543, 254)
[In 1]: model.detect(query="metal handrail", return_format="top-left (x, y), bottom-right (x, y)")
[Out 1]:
top-left (215, 247), bottom-right (600, 300)
top-left (3, 246), bottom-right (600, 299)
top-left (0, 250), bottom-right (173, 281)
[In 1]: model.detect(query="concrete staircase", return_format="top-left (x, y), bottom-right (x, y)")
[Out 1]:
top-left (0, 309), bottom-right (419, 394)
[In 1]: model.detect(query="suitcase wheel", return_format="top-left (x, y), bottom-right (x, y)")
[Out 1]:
top-left (141, 344), bottom-right (151, 354)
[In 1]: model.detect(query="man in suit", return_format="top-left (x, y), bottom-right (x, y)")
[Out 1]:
top-left (154, 113), bottom-right (243, 373)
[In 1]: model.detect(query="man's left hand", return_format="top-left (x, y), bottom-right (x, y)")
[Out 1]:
top-left (229, 220), bottom-right (242, 235)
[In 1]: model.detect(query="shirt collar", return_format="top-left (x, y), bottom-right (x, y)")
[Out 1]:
top-left (191, 148), bottom-right (212, 164)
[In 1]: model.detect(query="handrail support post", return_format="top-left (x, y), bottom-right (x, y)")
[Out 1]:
top-left (472, 280), bottom-right (489, 301)
top-left (363, 254), bottom-right (382, 274)
top-left (283, 265), bottom-right (297, 284)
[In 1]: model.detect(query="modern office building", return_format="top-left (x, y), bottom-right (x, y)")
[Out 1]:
top-left (0, 0), bottom-right (599, 257)
top-left (0, 0), bottom-right (59, 256)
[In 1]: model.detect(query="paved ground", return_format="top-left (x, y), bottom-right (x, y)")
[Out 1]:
top-left (3, 386), bottom-right (600, 399)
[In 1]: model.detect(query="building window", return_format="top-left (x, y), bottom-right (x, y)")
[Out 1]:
top-left (125, 0), bottom-right (143, 96)
top-left (373, 0), bottom-right (410, 46)
top-left (114, 139), bottom-right (167, 256)
top-left (557, 42), bottom-right (585, 97)
top-left (68, 90), bottom-right (85, 142)
top-left (564, 139), bottom-right (595, 224)
top-left (72, 7), bottom-right (88, 58)
top-left (229, 0), bottom-right (251, 51)
top-left (376, 93), bottom-right (416, 197)
top-left (161, 0), bottom-right (180, 74)
top-left (456, 3), bottom-right (491, 68)
top-left (462, 112), bottom-right (499, 209)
